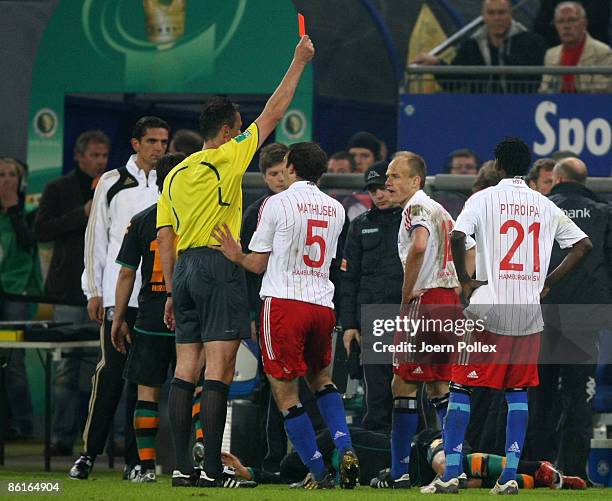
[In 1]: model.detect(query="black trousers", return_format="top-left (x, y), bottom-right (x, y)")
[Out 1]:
top-left (527, 363), bottom-right (596, 480)
top-left (259, 377), bottom-right (323, 472)
top-left (82, 307), bottom-right (138, 465)
top-left (465, 388), bottom-right (507, 455)
top-left (259, 380), bottom-right (287, 472)
top-left (361, 363), bottom-right (393, 432)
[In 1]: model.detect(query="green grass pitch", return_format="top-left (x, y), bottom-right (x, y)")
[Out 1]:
top-left (0, 469), bottom-right (607, 500)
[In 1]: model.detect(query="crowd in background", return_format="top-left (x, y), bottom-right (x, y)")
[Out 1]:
top-left (1, 114), bottom-right (609, 485)
top-left (410, 0), bottom-right (612, 93)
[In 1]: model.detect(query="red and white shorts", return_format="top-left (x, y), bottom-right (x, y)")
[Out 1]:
top-left (394, 287), bottom-right (461, 382)
top-left (260, 297), bottom-right (336, 380)
top-left (451, 330), bottom-right (541, 390)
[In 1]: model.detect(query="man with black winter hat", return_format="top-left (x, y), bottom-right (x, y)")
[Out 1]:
top-left (347, 132), bottom-right (381, 173)
top-left (340, 161), bottom-right (404, 432)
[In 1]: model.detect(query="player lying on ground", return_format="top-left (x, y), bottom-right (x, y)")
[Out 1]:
top-left (219, 427), bottom-right (585, 490)
top-left (424, 441), bottom-right (587, 491)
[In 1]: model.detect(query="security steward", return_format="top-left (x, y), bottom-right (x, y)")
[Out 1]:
top-left (340, 161), bottom-right (404, 432)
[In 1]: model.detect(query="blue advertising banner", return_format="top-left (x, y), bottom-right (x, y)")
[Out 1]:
top-left (398, 94), bottom-right (612, 176)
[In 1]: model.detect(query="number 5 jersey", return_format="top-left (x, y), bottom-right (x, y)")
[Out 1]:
top-left (248, 180), bottom-right (345, 308)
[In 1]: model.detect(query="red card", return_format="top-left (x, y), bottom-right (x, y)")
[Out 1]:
top-left (298, 13), bottom-right (306, 37)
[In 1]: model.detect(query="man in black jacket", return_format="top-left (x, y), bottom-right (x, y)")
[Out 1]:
top-left (413, 0), bottom-right (547, 92)
top-left (35, 130), bottom-right (109, 455)
top-left (240, 142), bottom-right (288, 473)
top-left (241, 142), bottom-right (288, 337)
top-left (340, 161), bottom-right (404, 432)
top-left (527, 157), bottom-right (612, 481)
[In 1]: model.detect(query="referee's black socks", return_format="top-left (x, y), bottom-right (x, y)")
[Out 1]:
top-left (201, 380), bottom-right (229, 478)
top-left (168, 378), bottom-right (196, 473)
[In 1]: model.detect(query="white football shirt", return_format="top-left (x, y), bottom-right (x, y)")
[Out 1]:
top-left (398, 190), bottom-right (474, 291)
top-left (454, 178), bottom-right (587, 335)
top-left (249, 181), bottom-right (345, 308)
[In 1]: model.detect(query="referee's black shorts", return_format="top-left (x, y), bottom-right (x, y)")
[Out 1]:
top-left (173, 246), bottom-right (251, 343)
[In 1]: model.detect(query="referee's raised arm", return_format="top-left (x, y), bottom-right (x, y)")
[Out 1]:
top-left (158, 35), bottom-right (316, 489)
top-left (254, 35), bottom-right (315, 148)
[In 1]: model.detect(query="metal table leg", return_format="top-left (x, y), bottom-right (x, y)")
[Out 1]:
top-left (0, 352), bottom-right (6, 466)
top-left (44, 349), bottom-right (51, 472)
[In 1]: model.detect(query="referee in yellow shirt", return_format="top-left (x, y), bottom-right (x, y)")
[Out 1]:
top-left (157, 36), bottom-right (315, 488)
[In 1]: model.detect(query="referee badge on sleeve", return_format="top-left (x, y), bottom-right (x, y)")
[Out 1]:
top-left (233, 130), bottom-right (252, 143)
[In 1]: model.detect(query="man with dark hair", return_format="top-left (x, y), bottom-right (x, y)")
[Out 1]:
top-left (213, 142), bottom-right (359, 490)
top-left (110, 152), bottom-right (187, 483)
top-left (328, 151), bottom-right (356, 174)
top-left (35, 129), bottom-right (110, 455)
top-left (70, 116), bottom-right (170, 480)
top-left (433, 137), bottom-right (592, 494)
top-left (527, 156), bottom-right (612, 481)
top-left (344, 135), bottom-right (382, 220)
top-left (446, 149), bottom-right (480, 175)
top-left (156, 37), bottom-right (314, 488)
top-left (243, 142), bottom-right (289, 326)
top-left (340, 161), bottom-right (403, 433)
top-left (258, 143), bottom-right (289, 192)
top-left (527, 158), bottom-right (555, 195)
top-left (169, 130), bottom-right (203, 156)
top-left (241, 142), bottom-right (289, 472)
top-left (347, 132), bottom-right (381, 173)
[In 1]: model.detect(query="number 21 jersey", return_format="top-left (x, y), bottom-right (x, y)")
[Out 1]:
top-left (248, 181), bottom-right (345, 308)
top-left (454, 178), bottom-right (586, 334)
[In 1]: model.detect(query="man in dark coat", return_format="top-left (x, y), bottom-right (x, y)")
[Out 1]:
top-left (35, 130), bottom-right (109, 455)
top-left (413, 0), bottom-right (547, 92)
top-left (527, 157), bottom-right (612, 481)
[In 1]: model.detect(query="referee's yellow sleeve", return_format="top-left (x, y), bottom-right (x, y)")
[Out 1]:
top-left (156, 192), bottom-right (173, 229)
top-left (221, 122), bottom-right (260, 175)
